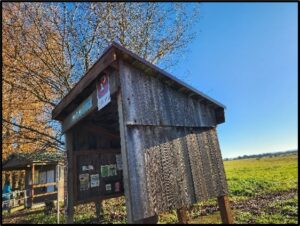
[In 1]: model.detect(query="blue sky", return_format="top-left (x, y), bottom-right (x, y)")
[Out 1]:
top-left (169, 3), bottom-right (298, 158)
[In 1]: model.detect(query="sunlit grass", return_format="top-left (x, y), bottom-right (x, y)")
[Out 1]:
top-left (224, 155), bottom-right (298, 198)
top-left (2, 154), bottom-right (298, 224)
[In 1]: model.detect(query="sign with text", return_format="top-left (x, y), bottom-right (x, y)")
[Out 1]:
top-left (97, 74), bottom-right (111, 111)
top-left (62, 91), bottom-right (96, 133)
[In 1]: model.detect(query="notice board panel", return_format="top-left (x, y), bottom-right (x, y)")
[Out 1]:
top-left (74, 150), bottom-right (124, 203)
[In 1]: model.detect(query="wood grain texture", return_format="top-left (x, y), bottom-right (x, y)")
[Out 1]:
top-left (218, 195), bottom-right (234, 224)
top-left (52, 48), bottom-right (116, 121)
top-left (121, 62), bottom-right (218, 128)
top-left (120, 125), bottom-right (228, 221)
top-left (118, 61), bottom-right (134, 223)
top-left (118, 60), bottom-right (229, 222)
top-left (52, 44), bottom-right (228, 223)
top-left (65, 131), bottom-right (74, 224)
top-left (112, 42), bottom-right (226, 111)
top-left (177, 207), bottom-right (189, 224)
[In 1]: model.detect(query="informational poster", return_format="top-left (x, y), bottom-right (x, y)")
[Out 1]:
top-left (101, 165), bottom-right (109, 177)
top-left (101, 165), bottom-right (117, 177)
top-left (88, 165), bottom-right (94, 170)
top-left (97, 74), bottom-right (111, 111)
top-left (82, 165), bottom-right (94, 171)
top-left (79, 173), bottom-right (90, 191)
top-left (108, 165), bottom-right (117, 177)
top-left (105, 184), bottom-right (112, 191)
top-left (116, 154), bottom-right (123, 170)
top-left (90, 174), bottom-right (100, 188)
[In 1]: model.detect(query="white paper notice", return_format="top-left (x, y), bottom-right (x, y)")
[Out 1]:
top-left (90, 174), bottom-right (100, 188)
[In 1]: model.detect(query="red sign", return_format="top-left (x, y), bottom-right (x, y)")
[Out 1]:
top-left (97, 74), bottom-right (109, 97)
top-left (97, 74), bottom-right (111, 110)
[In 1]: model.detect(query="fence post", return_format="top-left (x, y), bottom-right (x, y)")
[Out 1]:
top-left (95, 201), bottom-right (103, 221)
top-left (217, 195), bottom-right (233, 224)
top-left (57, 164), bottom-right (60, 224)
top-left (31, 164), bottom-right (35, 207)
top-left (177, 207), bottom-right (189, 224)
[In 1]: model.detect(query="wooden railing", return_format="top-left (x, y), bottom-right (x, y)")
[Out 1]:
top-left (2, 189), bottom-right (29, 209)
top-left (2, 182), bottom-right (59, 211)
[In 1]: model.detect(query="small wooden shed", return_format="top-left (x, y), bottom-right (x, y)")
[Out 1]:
top-left (52, 42), bottom-right (232, 224)
top-left (2, 151), bottom-right (64, 208)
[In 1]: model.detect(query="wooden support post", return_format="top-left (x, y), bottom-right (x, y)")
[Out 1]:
top-left (177, 207), bottom-right (189, 224)
top-left (31, 164), bottom-right (35, 206)
top-left (217, 195), bottom-right (233, 224)
top-left (9, 172), bottom-right (12, 188)
top-left (135, 214), bottom-right (159, 224)
top-left (95, 201), bottom-right (103, 221)
top-left (65, 131), bottom-right (74, 224)
top-left (25, 168), bottom-right (32, 208)
top-left (56, 164), bottom-right (60, 224)
top-left (117, 87), bottom-right (133, 223)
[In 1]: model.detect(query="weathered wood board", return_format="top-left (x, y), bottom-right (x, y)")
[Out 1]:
top-left (123, 126), bottom-right (228, 221)
top-left (119, 60), bottom-right (228, 221)
top-left (120, 62), bottom-right (217, 128)
top-left (53, 44), bottom-right (229, 224)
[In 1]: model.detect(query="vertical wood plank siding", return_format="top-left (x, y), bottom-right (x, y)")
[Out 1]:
top-left (121, 62), bottom-right (217, 127)
top-left (119, 62), bottom-right (228, 221)
top-left (133, 127), bottom-right (228, 219)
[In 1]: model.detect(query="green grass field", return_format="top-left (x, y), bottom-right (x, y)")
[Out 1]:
top-left (3, 154), bottom-right (298, 224)
top-left (225, 154), bottom-right (298, 198)
top-left (187, 153), bottom-right (298, 224)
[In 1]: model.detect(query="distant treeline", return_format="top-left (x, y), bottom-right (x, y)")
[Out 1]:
top-left (224, 150), bottom-right (298, 161)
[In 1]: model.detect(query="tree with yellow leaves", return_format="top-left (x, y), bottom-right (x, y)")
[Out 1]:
top-left (2, 2), bottom-right (200, 159)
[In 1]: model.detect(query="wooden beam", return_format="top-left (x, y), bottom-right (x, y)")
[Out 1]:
top-left (65, 131), bottom-right (74, 224)
top-left (73, 149), bottom-right (120, 156)
top-left (52, 48), bottom-right (117, 121)
top-left (32, 182), bottom-right (57, 188)
top-left (113, 42), bottom-right (226, 109)
top-left (73, 147), bottom-right (78, 206)
top-left (109, 61), bottom-right (119, 70)
top-left (82, 123), bottom-right (120, 140)
top-left (74, 193), bottom-right (123, 205)
top-left (117, 78), bottom-right (134, 223)
top-left (218, 195), bottom-right (234, 224)
top-left (25, 168), bottom-right (31, 208)
top-left (31, 162), bottom-right (48, 165)
top-left (62, 90), bottom-right (97, 133)
top-left (136, 214), bottom-right (159, 224)
top-left (31, 164), bottom-right (35, 205)
top-left (95, 201), bottom-right (103, 221)
top-left (176, 207), bottom-right (189, 224)
top-left (33, 191), bottom-right (58, 198)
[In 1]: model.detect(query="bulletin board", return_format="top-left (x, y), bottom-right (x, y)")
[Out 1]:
top-left (74, 149), bottom-right (124, 204)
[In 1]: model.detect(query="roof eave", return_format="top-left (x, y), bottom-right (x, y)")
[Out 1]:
top-left (111, 41), bottom-right (226, 109)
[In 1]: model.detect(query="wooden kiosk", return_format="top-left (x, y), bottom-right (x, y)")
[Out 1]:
top-left (2, 151), bottom-right (64, 209)
top-left (52, 42), bottom-right (233, 224)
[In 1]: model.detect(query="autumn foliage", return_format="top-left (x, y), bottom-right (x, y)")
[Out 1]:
top-left (2, 2), bottom-right (200, 160)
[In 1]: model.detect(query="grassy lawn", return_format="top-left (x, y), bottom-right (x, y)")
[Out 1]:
top-left (2, 154), bottom-right (298, 224)
top-left (225, 154), bottom-right (298, 199)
